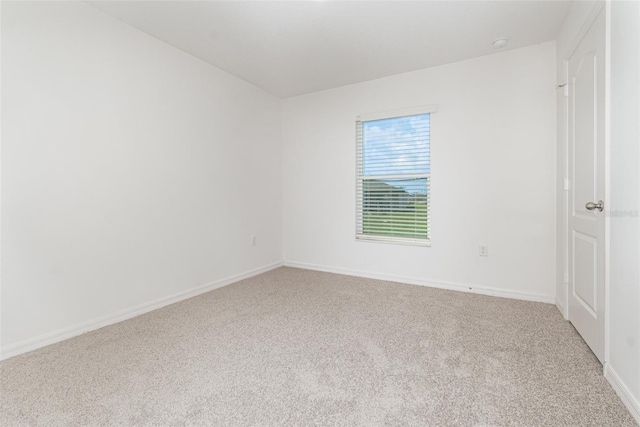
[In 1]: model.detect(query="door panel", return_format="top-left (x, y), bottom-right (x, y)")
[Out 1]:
top-left (573, 53), bottom-right (597, 216)
top-left (567, 10), bottom-right (606, 363)
top-left (573, 231), bottom-right (597, 314)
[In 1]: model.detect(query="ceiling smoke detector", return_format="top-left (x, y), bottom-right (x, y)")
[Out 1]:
top-left (492, 37), bottom-right (509, 49)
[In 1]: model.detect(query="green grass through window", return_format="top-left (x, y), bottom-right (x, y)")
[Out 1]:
top-left (362, 202), bottom-right (428, 239)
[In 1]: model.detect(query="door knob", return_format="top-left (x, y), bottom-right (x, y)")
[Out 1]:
top-left (585, 200), bottom-right (604, 212)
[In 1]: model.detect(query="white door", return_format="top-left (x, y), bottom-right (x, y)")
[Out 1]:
top-left (567, 10), bottom-right (606, 363)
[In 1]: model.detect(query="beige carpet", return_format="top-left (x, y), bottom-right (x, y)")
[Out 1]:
top-left (0, 267), bottom-right (635, 426)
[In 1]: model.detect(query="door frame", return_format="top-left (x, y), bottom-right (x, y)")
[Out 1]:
top-left (561, 0), bottom-right (610, 366)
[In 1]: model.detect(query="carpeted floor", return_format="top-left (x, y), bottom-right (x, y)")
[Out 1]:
top-left (0, 267), bottom-right (635, 426)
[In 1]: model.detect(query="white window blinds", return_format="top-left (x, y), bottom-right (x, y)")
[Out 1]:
top-left (356, 106), bottom-right (435, 246)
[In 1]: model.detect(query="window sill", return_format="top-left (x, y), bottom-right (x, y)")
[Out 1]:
top-left (355, 234), bottom-right (431, 247)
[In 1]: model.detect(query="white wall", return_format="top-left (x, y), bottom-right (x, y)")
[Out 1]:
top-left (1, 1), bottom-right (283, 353)
top-left (607, 0), bottom-right (640, 419)
top-left (282, 42), bottom-right (557, 301)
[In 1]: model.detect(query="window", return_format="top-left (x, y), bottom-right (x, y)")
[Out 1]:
top-left (356, 106), bottom-right (436, 246)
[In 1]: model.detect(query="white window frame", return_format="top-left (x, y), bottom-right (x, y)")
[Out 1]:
top-left (356, 105), bottom-right (437, 247)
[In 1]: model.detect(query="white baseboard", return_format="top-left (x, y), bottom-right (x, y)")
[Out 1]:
top-left (605, 364), bottom-right (640, 425)
top-left (0, 261), bottom-right (284, 361)
top-left (284, 261), bottom-right (555, 304)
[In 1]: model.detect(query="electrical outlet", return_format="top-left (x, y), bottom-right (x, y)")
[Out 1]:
top-left (251, 235), bottom-right (257, 247)
top-left (479, 245), bottom-right (489, 257)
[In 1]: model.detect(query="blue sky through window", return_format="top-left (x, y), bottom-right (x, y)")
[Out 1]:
top-left (362, 114), bottom-right (430, 194)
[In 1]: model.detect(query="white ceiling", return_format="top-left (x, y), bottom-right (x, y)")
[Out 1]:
top-left (88, 1), bottom-right (573, 98)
